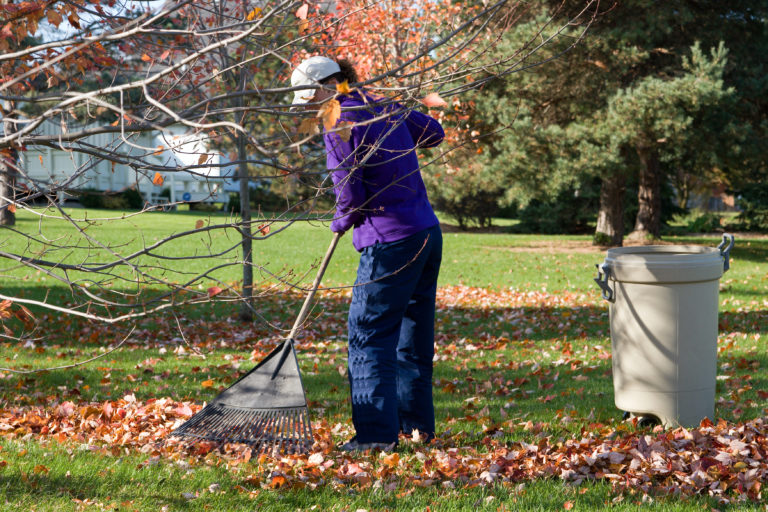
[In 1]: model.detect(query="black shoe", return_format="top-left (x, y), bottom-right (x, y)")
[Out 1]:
top-left (339, 437), bottom-right (397, 453)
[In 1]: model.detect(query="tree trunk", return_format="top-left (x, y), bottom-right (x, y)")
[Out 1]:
top-left (238, 130), bottom-right (254, 322)
top-left (594, 171), bottom-right (625, 246)
top-left (0, 153), bottom-right (16, 227)
top-left (630, 143), bottom-right (662, 240)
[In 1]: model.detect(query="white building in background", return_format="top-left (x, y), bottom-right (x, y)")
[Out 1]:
top-left (20, 121), bottom-right (234, 208)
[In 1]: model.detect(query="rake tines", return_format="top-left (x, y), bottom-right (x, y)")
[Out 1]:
top-left (170, 340), bottom-right (314, 454)
top-left (172, 403), bottom-right (313, 454)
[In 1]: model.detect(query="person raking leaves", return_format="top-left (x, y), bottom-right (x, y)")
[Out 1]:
top-left (291, 56), bottom-right (445, 452)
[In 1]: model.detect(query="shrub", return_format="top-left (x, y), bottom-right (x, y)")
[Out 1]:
top-left (685, 212), bottom-right (723, 233)
top-left (734, 183), bottom-right (768, 232)
top-left (76, 187), bottom-right (144, 210)
top-left (425, 167), bottom-right (505, 230)
top-left (515, 180), bottom-right (600, 234)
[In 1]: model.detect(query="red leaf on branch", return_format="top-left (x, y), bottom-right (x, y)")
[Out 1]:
top-left (207, 286), bottom-right (223, 297)
top-left (421, 92), bottom-right (447, 108)
top-left (295, 3), bottom-right (308, 19)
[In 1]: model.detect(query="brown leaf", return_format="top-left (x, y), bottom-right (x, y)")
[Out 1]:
top-left (195, 219), bottom-right (204, 230)
top-left (317, 99), bottom-right (341, 131)
top-left (46, 9), bottom-right (63, 27)
top-left (297, 118), bottom-right (319, 137)
top-left (197, 154), bottom-right (209, 165)
top-left (337, 121), bottom-right (352, 143)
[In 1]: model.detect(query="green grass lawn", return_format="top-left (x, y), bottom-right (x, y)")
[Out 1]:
top-left (0, 208), bottom-right (766, 511)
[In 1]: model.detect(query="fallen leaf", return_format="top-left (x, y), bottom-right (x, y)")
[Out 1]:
top-left (564, 501), bottom-right (574, 510)
top-left (381, 452), bottom-right (399, 468)
top-left (201, 379), bottom-right (214, 388)
top-left (269, 475), bottom-right (287, 489)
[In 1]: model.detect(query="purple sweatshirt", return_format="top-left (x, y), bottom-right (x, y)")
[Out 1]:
top-left (325, 91), bottom-right (444, 251)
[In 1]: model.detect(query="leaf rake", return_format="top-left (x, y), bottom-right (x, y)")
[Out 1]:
top-left (171, 233), bottom-right (341, 454)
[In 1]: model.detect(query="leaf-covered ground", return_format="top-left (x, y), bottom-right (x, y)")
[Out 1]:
top-left (1, 283), bottom-right (767, 510)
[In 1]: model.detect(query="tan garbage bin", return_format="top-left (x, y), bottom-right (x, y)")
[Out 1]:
top-left (594, 234), bottom-right (734, 428)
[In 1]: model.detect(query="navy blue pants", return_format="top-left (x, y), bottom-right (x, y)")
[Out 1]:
top-left (347, 224), bottom-right (442, 444)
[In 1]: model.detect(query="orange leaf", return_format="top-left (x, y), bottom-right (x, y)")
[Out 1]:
top-left (421, 92), bottom-right (447, 108)
top-left (152, 173), bottom-right (164, 186)
top-left (269, 475), bottom-right (287, 489)
top-left (207, 286), bottom-right (222, 297)
top-left (201, 379), bottom-right (214, 388)
top-left (381, 452), bottom-right (399, 468)
top-left (141, 54), bottom-right (151, 62)
top-left (317, 99), bottom-right (341, 131)
top-left (257, 224), bottom-right (270, 236)
top-left (195, 219), bottom-right (204, 229)
top-left (564, 501), bottom-right (574, 510)
top-left (246, 7), bottom-right (262, 20)
top-left (197, 154), bottom-right (209, 165)
top-left (38, 155), bottom-right (43, 166)
top-left (33, 464), bottom-right (49, 474)
top-left (336, 80), bottom-right (351, 95)
top-left (295, 3), bottom-right (308, 19)
top-left (7, 204), bottom-right (16, 213)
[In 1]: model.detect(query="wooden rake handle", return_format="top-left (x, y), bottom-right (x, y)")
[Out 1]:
top-left (287, 231), bottom-right (342, 342)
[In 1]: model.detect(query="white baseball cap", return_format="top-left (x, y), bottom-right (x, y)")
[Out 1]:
top-left (290, 56), bottom-right (341, 106)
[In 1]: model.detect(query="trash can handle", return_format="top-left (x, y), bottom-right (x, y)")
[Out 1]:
top-left (594, 263), bottom-right (614, 302)
top-left (717, 233), bottom-right (734, 272)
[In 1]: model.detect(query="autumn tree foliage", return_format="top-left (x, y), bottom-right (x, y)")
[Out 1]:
top-left (0, 0), bottom-right (598, 342)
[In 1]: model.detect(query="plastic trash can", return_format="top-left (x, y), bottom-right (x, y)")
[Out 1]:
top-left (594, 234), bottom-right (734, 428)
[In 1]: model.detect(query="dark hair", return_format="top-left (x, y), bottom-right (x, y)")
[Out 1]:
top-left (320, 59), bottom-right (359, 85)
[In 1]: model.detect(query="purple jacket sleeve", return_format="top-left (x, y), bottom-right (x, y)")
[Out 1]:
top-left (326, 117), bottom-right (366, 234)
top-left (404, 109), bottom-right (445, 148)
